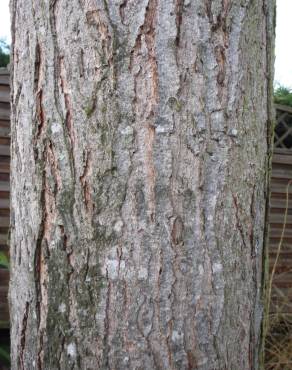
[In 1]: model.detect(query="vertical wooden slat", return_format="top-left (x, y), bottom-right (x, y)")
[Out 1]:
top-left (0, 68), bottom-right (10, 327)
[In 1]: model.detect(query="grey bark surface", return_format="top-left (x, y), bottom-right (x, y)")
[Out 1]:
top-left (9, 0), bottom-right (275, 369)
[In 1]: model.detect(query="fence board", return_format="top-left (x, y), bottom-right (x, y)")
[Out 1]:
top-left (0, 69), bottom-right (9, 327)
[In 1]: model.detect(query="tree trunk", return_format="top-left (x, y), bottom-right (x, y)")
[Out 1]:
top-left (9, 0), bottom-right (275, 369)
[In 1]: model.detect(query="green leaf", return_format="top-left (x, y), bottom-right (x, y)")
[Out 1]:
top-left (0, 345), bottom-right (10, 366)
top-left (0, 251), bottom-right (9, 269)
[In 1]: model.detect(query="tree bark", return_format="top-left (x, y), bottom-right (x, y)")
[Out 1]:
top-left (9, 0), bottom-right (275, 369)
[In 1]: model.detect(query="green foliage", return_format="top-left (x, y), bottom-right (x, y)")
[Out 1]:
top-left (0, 251), bottom-right (9, 269)
top-left (274, 85), bottom-right (292, 107)
top-left (0, 39), bottom-right (10, 68)
top-left (0, 345), bottom-right (10, 367)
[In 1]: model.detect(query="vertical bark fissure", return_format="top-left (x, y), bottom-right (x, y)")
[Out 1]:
top-left (232, 193), bottom-right (248, 250)
top-left (80, 150), bottom-right (93, 214)
top-left (102, 274), bottom-right (112, 370)
top-left (131, 0), bottom-right (159, 223)
top-left (119, 0), bottom-right (128, 25)
top-left (59, 56), bottom-right (76, 148)
top-left (49, 0), bottom-right (63, 120)
top-left (18, 301), bottom-right (29, 369)
top-left (35, 140), bottom-right (60, 369)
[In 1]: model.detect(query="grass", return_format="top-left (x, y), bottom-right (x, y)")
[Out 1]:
top-left (265, 308), bottom-right (292, 369)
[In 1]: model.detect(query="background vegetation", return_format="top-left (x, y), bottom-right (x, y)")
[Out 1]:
top-left (0, 40), bottom-right (9, 68)
top-left (274, 85), bottom-right (292, 107)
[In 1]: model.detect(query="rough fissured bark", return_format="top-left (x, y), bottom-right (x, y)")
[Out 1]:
top-left (10, 0), bottom-right (274, 369)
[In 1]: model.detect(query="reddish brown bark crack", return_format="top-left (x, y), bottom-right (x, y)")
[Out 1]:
top-left (130, 0), bottom-right (158, 78)
top-left (171, 216), bottom-right (184, 246)
top-left (117, 245), bottom-right (124, 277)
top-left (58, 336), bottom-right (66, 367)
top-left (34, 234), bottom-right (48, 370)
top-left (34, 222), bottom-right (44, 327)
top-left (33, 41), bottom-right (46, 140)
top-left (59, 225), bottom-right (68, 251)
top-left (85, 9), bottom-right (112, 73)
top-left (119, 0), bottom-right (128, 25)
top-left (35, 90), bottom-right (46, 139)
top-left (143, 0), bottom-right (159, 107)
top-left (204, 0), bottom-right (212, 23)
top-left (34, 141), bottom-right (59, 369)
top-left (37, 332), bottom-right (44, 370)
top-left (18, 301), bottom-right (29, 370)
top-left (59, 57), bottom-right (76, 147)
top-left (215, 45), bottom-right (226, 87)
top-left (205, 0), bottom-right (230, 32)
top-left (34, 42), bottom-right (42, 92)
top-left (213, 0), bottom-right (230, 33)
top-left (249, 184), bottom-right (256, 257)
top-left (86, 9), bottom-right (109, 37)
top-left (47, 141), bottom-right (62, 193)
top-left (205, 0), bottom-right (230, 95)
top-left (102, 276), bottom-right (112, 369)
top-left (145, 125), bottom-right (156, 221)
top-left (79, 48), bottom-right (85, 78)
top-left (232, 193), bottom-right (248, 250)
top-left (80, 150), bottom-right (93, 214)
top-left (187, 351), bottom-right (198, 370)
top-left (44, 147), bottom-right (57, 241)
top-left (175, 0), bottom-right (183, 47)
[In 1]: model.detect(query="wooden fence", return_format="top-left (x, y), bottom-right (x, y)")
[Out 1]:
top-left (269, 104), bottom-right (292, 314)
top-left (0, 68), bottom-right (10, 328)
